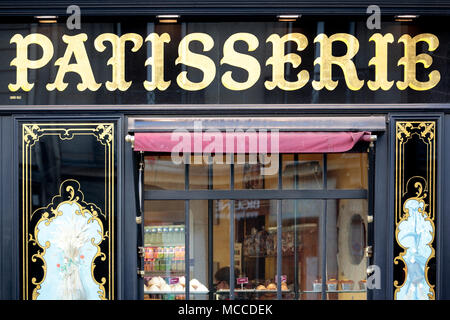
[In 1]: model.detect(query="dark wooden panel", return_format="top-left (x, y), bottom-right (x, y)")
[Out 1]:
top-left (1, 0), bottom-right (450, 16)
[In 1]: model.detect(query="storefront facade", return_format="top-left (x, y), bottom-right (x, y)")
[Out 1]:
top-left (0, 1), bottom-right (449, 300)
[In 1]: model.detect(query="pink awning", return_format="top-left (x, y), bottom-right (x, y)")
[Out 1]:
top-left (134, 131), bottom-right (371, 153)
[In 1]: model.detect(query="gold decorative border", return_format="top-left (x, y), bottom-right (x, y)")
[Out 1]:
top-left (22, 123), bottom-right (114, 300)
top-left (30, 179), bottom-right (108, 299)
top-left (394, 121), bottom-right (436, 300)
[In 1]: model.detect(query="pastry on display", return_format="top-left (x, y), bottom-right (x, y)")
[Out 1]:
top-left (326, 279), bottom-right (338, 291)
top-left (190, 278), bottom-right (201, 289)
top-left (359, 280), bottom-right (367, 290)
top-left (340, 279), bottom-right (354, 291)
top-left (148, 284), bottom-right (161, 292)
top-left (281, 282), bottom-right (289, 291)
top-left (196, 284), bottom-right (209, 292)
top-left (145, 276), bottom-right (208, 293)
top-left (256, 285), bottom-right (266, 290)
top-left (160, 283), bottom-right (171, 291)
top-left (171, 283), bottom-right (184, 292)
top-left (313, 280), bottom-right (322, 292)
top-left (266, 283), bottom-right (277, 290)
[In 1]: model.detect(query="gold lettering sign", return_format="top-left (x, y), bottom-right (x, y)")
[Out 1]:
top-left (7, 31), bottom-right (442, 93)
top-left (9, 34), bottom-right (54, 92)
top-left (144, 33), bottom-right (171, 91)
top-left (265, 33), bottom-right (309, 91)
top-left (47, 34), bottom-right (101, 91)
top-left (312, 33), bottom-right (364, 91)
top-left (175, 33), bottom-right (216, 91)
top-left (368, 33), bottom-right (394, 91)
top-left (397, 33), bottom-right (440, 91)
top-left (94, 33), bottom-right (143, 91)
top-left (221, 33), bottom-right (261, 91)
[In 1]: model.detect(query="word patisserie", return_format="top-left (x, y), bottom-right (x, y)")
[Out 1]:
top-left (9, 32), bottom-right (439, 92)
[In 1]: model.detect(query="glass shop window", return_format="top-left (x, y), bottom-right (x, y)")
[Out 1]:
top-left (142, 153), bottom-right (369, 300)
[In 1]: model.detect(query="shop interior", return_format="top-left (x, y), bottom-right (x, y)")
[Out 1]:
top-left (142, 152), bottom-right (369, 300)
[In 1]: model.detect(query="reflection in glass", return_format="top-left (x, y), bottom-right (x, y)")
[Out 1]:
top-left (282, 200), bottom-right (322, 300)
top-left (189, 200), bottom-right (209, 299)
top-left (325, 199), bottom-right (368, 300)
top-left (282, 154), bottom-right (323, 190)
top-left (234, 155), bottom-right (275, 190)
top-left (213, 200), bottom-right (231, 299)
top-left (143, 200), bottom-right (186, 300)
top-left (327, 153), bottom-right (368, 189)
top-left (144, 155), bottom-right (184, 190)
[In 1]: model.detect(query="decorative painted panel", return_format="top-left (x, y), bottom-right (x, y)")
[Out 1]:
top-left (394, 121), bottom-right (436, 300)
top-left (20, 123), bottom-right (115, 300)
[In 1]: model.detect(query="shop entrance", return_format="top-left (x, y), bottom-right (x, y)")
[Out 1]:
top-left (127, 116), bottom-right (383, 300)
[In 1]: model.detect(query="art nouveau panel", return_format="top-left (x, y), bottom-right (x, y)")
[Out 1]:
top-left (394, 121), bottom-right (436, 300)
top-left (20, 122), bottom-right (116, 300)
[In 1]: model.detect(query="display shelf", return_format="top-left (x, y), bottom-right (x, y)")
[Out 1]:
top-left (144, 243), bottom-right (185, 247)
top-left (145, 271), bottom-right (186, 276)
top-left (245, 254), bottom-right (296, 258)
top-left (215, 289), bottom-right (366, 294)
top-left (144, 291), bottom-right (209, 295)
top-left (302, 290), bottom-right (367, 294)
top-left (216, 289), bottom-right (290, 294)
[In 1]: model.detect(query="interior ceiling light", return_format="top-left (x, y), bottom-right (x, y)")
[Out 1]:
top-left (157, 15), bottom-right (180, 23)
top-left (395, 15), bottom-right (419, 19)
top-left (277, 14), bottom-right (300, 22)
top-left (394, 14), bottom-right (419, 22)
top-left (156, 15), bottom-right (180, 18)
top-left (34, 15), bottom-right (58, 23)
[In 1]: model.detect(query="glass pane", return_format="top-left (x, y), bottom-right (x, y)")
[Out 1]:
top-left (213, 157), bottom-right (230, 190)
top-left (327, 153), bottom-right (368, 189)
top-left (325, 199), bottom-right (368, 300)
top-left (143, 200), bottom-right (186, 300)
top-left (189, 161), bottom-right (208, 190)
top-left (234, 155), bottom-right (278, 190)
top-left (282, 200), bottom-right (323, 300)
top-left (225, 198), bottom-right (278, 300)
top-left (213, 200), bottom-right (231, 299)
top-left (144, 155), bottom-right (184, 190)
top-left (282, 154), bottom-right (324, 190)
top-left (189, 200), bottom-right (210, 299)
top-left (191, 156), bottom-right (232, 190)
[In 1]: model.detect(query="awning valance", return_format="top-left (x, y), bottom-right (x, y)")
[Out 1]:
top-left (133, 131), bottom-right (373, 153)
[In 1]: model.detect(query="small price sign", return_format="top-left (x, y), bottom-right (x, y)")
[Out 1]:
top-left (237, 277), bottom-right (248, 285)
top-left (169, 277), bottom-right (179, 284)
top-left (275, 275), bottom-right (287, 283)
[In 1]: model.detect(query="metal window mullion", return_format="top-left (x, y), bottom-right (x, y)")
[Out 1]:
top-left (136, 151), bottom-right (145, 299)
top-left (367, 142), bottom-right (376, 300)
top-left (143, 189), bottom-right (367, 200)
top-left (185, 162), bottom-right (190, 300)
top-left (229, 158), bottom-right (235, 300)
top-left (208, 157), bottom-right (214, 300)
top-left (321, 154), bottom-right (327, 300)
top-left (293, 154), bottom-right (299, 300)
top-left (276, 154), bottom-right (282, 300)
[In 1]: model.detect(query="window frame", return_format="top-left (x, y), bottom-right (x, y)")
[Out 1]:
top-left (136, 147), bottom-right (375, 300)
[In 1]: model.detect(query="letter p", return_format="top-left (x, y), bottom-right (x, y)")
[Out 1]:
top-left (9, 34), bottom-right (54, 92)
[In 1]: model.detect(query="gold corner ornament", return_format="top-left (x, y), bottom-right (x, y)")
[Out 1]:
top-left (8, 31), bottom-right (441, 92)
top-left (22, 123), bottom-right (115, 300)
top-left (394, 121), bottom-right (436, 300)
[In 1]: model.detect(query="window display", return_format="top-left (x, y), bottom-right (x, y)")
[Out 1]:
top-left (142, 151), bottom-right (369, 300)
